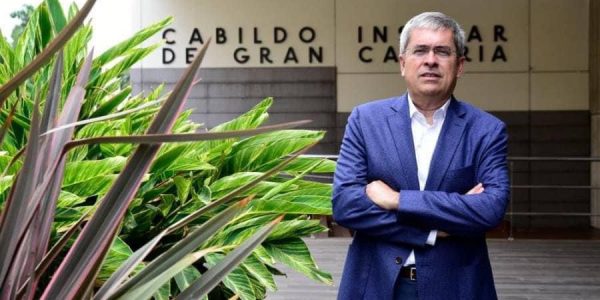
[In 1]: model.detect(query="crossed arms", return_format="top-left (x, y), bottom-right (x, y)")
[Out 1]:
top-left (332, 108), bottom-right (510, 247)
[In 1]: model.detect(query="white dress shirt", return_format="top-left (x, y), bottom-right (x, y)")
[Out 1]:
top-left (403, 95), bottom-right (450, 266)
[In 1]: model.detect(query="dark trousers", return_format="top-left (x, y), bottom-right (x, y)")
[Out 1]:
top-left (394, 277), bottom-right (418, 300)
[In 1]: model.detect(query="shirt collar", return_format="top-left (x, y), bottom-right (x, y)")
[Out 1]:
top-left (407, 94), bottom-right (451, 120)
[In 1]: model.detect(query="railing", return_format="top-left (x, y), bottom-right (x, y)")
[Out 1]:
top-left (505, 156), bottom-right (600, 240)
top-left (302, 155), bottom-right (600, 240)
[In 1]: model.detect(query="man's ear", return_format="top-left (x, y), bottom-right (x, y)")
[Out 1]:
top-left (399, 55), bottom-right (406, 76)
top-left (456, 56), bottom-right (466, 78)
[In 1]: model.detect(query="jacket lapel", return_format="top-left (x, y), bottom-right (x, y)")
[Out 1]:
top-left (386, 94), bottom-right (420, 190)
top-left (425, 98), bottom-right (467, 190)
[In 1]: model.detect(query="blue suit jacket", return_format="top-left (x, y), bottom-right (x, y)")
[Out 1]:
top-left (332, 94), bottom-right (510, 300)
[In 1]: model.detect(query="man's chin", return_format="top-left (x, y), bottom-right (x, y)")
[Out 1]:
top-left (411, 89), bottom-right (452, 102)
top-left (417, 88), bottom-right (444, 97)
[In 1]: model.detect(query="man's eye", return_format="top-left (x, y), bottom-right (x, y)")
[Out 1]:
top-left (434, 47), bottom-right (452, 57)
top-left (413, 48), bottom-right (428, 55)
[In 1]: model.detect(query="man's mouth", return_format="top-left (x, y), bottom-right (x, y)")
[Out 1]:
top-left (420, 72), bottom-right (441, 78)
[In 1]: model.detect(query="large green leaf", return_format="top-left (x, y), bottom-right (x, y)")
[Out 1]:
top-left (251, 246), bottom-right (276, 267)
top-left (94, 232), bottom-right (166, 300)
top-left (56, 190), bottom-right (84, 207)
top-left (0, 152), bottom-right (21, 175)
top-left (174, 266), bottom-right (201, 293)
top-left (151, 143), bottom-right (214, 174)
top-left (201, 97), bottom-right (272, 155)
top-left (62, 174), bottom-right (119, 198)
top-left (166, 159), bottom-right (216, 173)
top-left (222, 130), bottom-right (325, 175)
top-left (154, 281), bottom-right (171, 300)
top-left (37, 2), bottom-right (54, 50)
top-left (95, 47), bottom-right (157, 87)
top-left (267, 219), bottom-right (328, 241)
top-left (175, 216), bottom-right (283, 300)
top-left (209, 214), bottom-right (273, 246)
top-left (259, 159), bottom-right (325, 202)
top-left (251, 196), bottom-right (331, 215)
top-left (219, 215), bottom-right (275, 236)
top-left (128, 203), bottom-right (161, 233)
top-left (62, 24), bottom-right (92, 94)
top-left (0, 27), bottom-right (15, 73)
top-left (262, 237), bottom-right (332, 285)
top-left (98, 237), bottom-right (134, 282)
top-left (1, 111), bottom-right (31, 134)
top-left (282, 156), bottom-right (336, 173)
top-left (289, 178), bottom-right (332, 190)
top-left (63, 156), bottom-right (126, 186)
top-left (13, 6), bottom-right (37, 71)
top-left (246, 267), bottom-right (267, 299)
top-left (211, 98), bottom-right (272, 133)
top-left (0, 98), bottom-right (20, 152)
top-left (118, 248), bottom-right (218, 300)
top-left (89, 86), bottom-right (132, 118)
top-left (94, 17), bottom-right (172, 67)
top-left (210, 172), bottom-right (283, 199)
top-left (250, 187), bottom-right (332, 215)
top-left (0, 175), bottom-right (14, 198)
top-left (206, 253), bottom-right (257, 300)
top-left (86, 46), bottom-right (159, 110)
top-left (54, 207), bottom-right (84, 223)
top-left (242, 253), bottom-right (277, 292)
top-left (174, 176), bottom-right (192, 204)
top-left (74, 119), bottom-right (112, 139)
top-left (46, 0), bottom-right (67, 33)
top-left (53, 207), bottom-right (92, 233)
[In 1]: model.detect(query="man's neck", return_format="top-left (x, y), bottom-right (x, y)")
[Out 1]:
top-left (409, 94), bottom-right (449, 120)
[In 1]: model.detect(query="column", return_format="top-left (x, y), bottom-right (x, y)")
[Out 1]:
top-left (591, 0), bottom-right (600, 228)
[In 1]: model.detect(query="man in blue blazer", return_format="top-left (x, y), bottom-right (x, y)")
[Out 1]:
top-left (332, 12), bottom-right (510, 300)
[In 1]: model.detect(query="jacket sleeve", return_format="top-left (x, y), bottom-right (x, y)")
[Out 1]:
top-left (332, 108), bottom-right (430, 248)
top-left (397, 122), bottom-right (510, 237)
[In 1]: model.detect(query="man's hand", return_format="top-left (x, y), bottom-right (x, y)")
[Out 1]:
top-left (366, 180), bottom-right (399, 210)
top-left (438, 183), bottom-right (485, 238)
top-left (466, 183), bottom-right (484, 195)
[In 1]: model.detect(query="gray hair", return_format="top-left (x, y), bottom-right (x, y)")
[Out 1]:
top-left (399, 12), bottom-right (466, 57)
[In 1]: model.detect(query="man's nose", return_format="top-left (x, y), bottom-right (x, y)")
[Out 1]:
top-left (423, 50), bottom-right (438, 67)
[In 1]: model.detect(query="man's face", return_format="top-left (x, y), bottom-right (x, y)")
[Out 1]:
top-left (399, 28), bottom-right (465, 101)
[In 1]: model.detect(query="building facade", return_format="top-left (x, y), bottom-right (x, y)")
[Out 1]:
top-left (87, 0), bottom-right (600, 230)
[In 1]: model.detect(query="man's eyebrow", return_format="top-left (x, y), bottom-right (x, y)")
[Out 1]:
top-left (412, 44), bottom-right (452, 47)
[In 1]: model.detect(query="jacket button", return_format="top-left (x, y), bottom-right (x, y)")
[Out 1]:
top-left (395, 256), bottom-right (403, 265)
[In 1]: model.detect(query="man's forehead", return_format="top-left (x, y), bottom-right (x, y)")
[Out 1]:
top-left (407, 28), bottom-right (454, 45)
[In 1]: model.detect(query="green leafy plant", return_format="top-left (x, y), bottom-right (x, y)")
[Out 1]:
top-left (0, 0), bottom-right (333, 299)
top-left (8, 5), bottom-right (34, 47)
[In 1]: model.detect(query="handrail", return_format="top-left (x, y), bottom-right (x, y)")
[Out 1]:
top-left (508, 156), bottom-right (600, 161)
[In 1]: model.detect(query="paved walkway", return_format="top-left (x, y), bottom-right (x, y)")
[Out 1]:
top-left (267, 238), bottom-right (600, 300)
